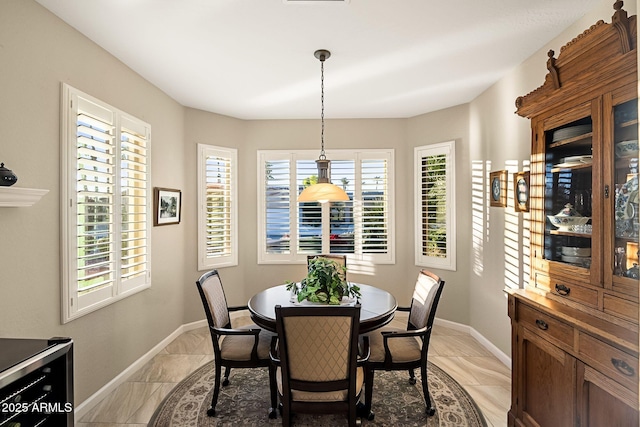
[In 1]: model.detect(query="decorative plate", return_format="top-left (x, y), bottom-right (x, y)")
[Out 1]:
top-left (615, 175), bottom-right (639, 221)
top-left (553, 155), bottom-right (593, 168)
top-left (491, 177), bottom-right (501, 201)
top-left (552, 124), bottom-right (592, 142)
top-left (615, 140), bottom-right (639, 159)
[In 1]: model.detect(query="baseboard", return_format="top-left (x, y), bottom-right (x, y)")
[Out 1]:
top-left (75, 319), bottom-right (208, 420)
top-left (434, 317), bottom-right (511, 368)
top-left (76, 315), bottom-right (510, 419)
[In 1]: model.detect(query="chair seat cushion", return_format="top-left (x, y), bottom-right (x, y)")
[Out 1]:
top-left (366, 326), bottom-right (422, 364)
top-left (220, 324), bottom-right (275, 361)
top-left (276, 367), bottom-right (365, 402)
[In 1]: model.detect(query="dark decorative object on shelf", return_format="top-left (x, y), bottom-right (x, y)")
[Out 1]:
top-left (0, 163), bottom-right (17, 186)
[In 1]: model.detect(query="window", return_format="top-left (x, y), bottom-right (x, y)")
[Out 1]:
top-left (258, 149), bottom-right (394, 264)
top-left (61, 84), bottom-right (151, 322)
top-left (197, 144), bottom-right (238, 269)
top-left (414, 141), bottom-right (456, 270)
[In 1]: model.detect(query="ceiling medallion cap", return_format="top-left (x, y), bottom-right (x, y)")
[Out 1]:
top-left (314, 49), bottom-right (331, 61)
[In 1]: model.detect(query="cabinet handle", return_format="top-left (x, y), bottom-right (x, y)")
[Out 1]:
top-left (611, 358), bottom-right (635, 377)
top-left (555, 284), bottom-right (571, 296)
top-left (535, 319), bottom-right (548, 330)
top-left (605, 184), bottom-right (610, 198)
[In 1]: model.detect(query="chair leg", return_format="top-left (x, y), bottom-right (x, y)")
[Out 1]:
top-left (408, 368), bottom-right (416, 385)
top-left (362, 368), bottom-right (375, 421)
top-left (268, 365), bottom-right (278, 419)
top-left (420, 363), bottom-right (435, 416)
top-left (349, 396), bottom-right (357, 427)
top-left (282, 400), bottom-right (291, 427)
top-left (207, 361), bottom-right (223, 416)
top-left (222, 366), bottom-right (231, 386)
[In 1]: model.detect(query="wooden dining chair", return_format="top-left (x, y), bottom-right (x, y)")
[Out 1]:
top-left (269, 304), bottom-right (370, 427)
top-left (195, 269), bottom-right (278, 418)
top-left (362, 269), bottom-right (445, 419)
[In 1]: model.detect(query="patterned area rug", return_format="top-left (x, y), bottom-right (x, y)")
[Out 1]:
top-left (149, 361), bottom-right (486, 427)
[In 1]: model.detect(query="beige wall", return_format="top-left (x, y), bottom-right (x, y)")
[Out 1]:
top-left (238, 118), bottom-right (415, 304)
top-left (407, 105), bottom-right (472, 325)
top-left (467, 0), bottom-right (638, 352)
top-left (182, 109), bottom-right (247, 316)
top-left (0, 0), bottom-right (633, 407)
top-left (0, 0), bottom-right (187, 402)
top-left (180, 115), bottom-right (431, 321)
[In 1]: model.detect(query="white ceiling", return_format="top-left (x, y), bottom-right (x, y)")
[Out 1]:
top-left (36, 0), bottom-right (602, 120)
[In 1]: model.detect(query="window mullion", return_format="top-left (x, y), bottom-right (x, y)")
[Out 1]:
top-left (321, 204), bottom-right (331, 253)
top-left (290, 155), bottom-right (300, 260)
top-left (112, 116), bottom-right (122, 296)
top-left (354, 158), bottom-right (363, 255)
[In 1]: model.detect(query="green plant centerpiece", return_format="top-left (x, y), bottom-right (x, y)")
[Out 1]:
top-left (286, 256), bottom-right (360, 305)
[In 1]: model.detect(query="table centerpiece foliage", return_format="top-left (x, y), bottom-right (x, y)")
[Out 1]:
top-left (286, 256), bottom-right (360, 305)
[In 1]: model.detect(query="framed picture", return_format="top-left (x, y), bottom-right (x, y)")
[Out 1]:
top-left (154, 187), bottom-right (182, 226)
top-left (513, 171), bottom-right (530, 212)
top-left (489, 170), bottom-right (507, 207)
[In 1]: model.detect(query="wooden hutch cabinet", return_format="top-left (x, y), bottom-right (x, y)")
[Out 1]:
top-left (507, 2), bottom-right (639, 426)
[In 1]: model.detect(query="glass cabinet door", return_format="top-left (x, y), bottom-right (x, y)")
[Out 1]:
top-left (612, 99), bottom-right (638, 282)
top-left (543, 117), bottom-right (593, 270)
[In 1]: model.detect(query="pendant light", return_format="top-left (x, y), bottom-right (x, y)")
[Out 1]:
top-left (297, 49), bottom-right (350, 204)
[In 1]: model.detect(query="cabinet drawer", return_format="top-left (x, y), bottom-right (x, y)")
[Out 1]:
top-left (537, 273), bottom-right (598, 308)
top-left (578, 332), bottom-right (639, 392)
top-left (603, 294), bottom-right (639, 322)
top-left (517, 303), bottom-right (574, 348)
top-left (532, 271), bottom-right (551, 293)
top-left (612, 276), bottom-right (639, 299)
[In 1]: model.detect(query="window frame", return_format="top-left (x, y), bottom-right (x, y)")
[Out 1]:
top-left (61, 84), bottom-right (152, 323)
top-left (197, 143), bottom-right (238, 270)
top-left (414, 141), bottom-right (456, 271)
top-left (257, 149), bottom-right (395, 265)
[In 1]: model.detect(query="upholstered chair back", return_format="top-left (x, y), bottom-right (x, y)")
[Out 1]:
top-left (199, 270), bottom-right (231, 329)
top-left (282, 315), bottom-right (353, 382)
top-left (408, 270), bottom-right (441, 330)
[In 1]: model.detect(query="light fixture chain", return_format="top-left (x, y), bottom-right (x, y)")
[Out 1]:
top-left (320, 58), bottom-right (326, 159)
top-left (297, 49), bottom-right (348, 203)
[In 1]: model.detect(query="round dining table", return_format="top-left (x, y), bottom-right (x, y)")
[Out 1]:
top-left (248, 283), bottom-right (398, 333)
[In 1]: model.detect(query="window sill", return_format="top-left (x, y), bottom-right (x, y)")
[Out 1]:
top-left (0, 186), bottom-right (49, 207)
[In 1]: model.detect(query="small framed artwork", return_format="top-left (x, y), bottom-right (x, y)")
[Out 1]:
top-left (489, 170), bottom-right (507, 207)
top-left (154, 187), bottom-right (182, 226)
top-left (513, 171), bottom-right (530, 212)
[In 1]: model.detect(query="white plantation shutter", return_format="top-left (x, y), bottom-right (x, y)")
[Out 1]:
top-left (62, 84), bottom-right (151, 323)
top-left (75, 106), bottom-right (115, 298)
top-left (258, 150), bottom-right (394, 264)
top-left (415, 141), bottom-right (456, 270)
top-left (360, 158), bottom-right (389, 254)
top-left (119, 117), bottom-right (149, 289)
top-left (296, 160), bottom-right (323, 254)
top-left (329, 160), bottom-right (354, 254)
top-left (198, 144), bottom-right (238, 269)
top-left (265, 160), bottom-right (291, 255)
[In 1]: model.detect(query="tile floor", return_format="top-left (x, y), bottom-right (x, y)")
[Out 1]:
top-left (77, 312), bottom-right (511, 427)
